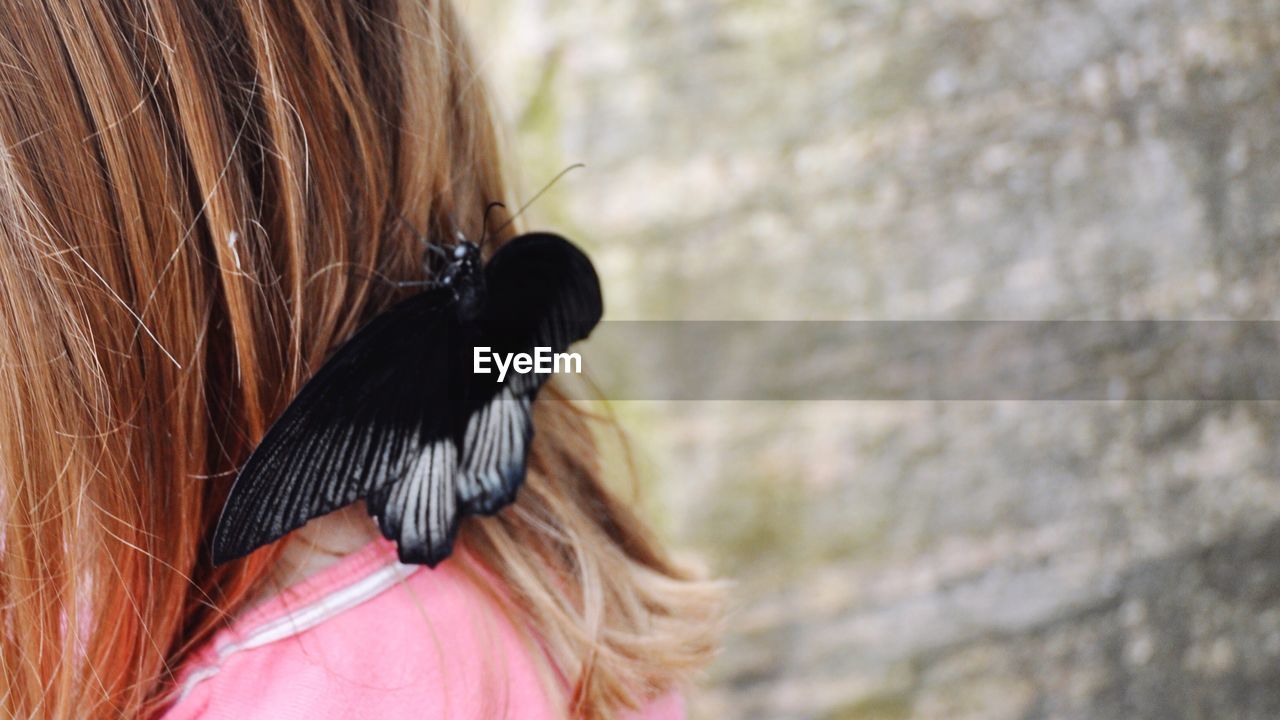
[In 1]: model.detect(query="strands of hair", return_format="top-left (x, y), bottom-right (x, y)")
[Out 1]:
top-left (0, 2), bottom-right (721, 719)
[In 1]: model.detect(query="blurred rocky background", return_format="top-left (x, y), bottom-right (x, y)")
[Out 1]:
top-left (463, 1), bottom-right (1280, 718)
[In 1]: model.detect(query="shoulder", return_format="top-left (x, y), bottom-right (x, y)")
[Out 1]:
top-left (160, 540), bottom-right (559, 720)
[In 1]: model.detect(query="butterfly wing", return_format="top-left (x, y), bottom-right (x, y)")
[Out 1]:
top-left (479, 233), bottom-right (604, 393)
top-left (455, 232), bottom-right (604, 515)
top-left (213, 233), bottom-right (603, 568)
top-left (212, 289), bottom-right (463, 565)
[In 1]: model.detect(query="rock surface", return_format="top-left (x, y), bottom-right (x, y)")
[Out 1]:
top-left (465, 1), bottom-right (1280, 717)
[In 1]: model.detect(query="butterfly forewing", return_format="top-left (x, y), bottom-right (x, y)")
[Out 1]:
top-left (480, 232), bottom-right (603, 392)
top-left (212, 289), bottom-right (461, 565)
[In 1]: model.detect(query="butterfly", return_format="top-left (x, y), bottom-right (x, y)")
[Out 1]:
top-left (211, 230), bottom-right (603, 567)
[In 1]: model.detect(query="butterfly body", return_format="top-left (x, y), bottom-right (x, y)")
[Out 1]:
top-left (212, 232), bottom-right (602, 567)
top-left (438, 241), bottom-right (487, 323)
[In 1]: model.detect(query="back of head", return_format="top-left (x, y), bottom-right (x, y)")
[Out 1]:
top-left (0, 1), bottom-right (718, 717)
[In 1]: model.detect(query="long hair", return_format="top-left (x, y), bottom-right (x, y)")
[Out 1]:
top-left (0, 1), bottom-right (720, 717)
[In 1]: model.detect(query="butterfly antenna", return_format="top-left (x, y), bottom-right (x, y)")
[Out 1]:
top-left (492, 163), bottom-right (585, 236)
top-left (481, 201), bottom-right (507, 242)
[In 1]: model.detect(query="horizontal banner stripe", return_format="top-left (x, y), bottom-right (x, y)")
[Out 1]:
top-left (535, 321), bottom-right (1280, 401)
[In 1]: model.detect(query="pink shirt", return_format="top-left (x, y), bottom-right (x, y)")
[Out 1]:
top-left (160, 539), bottom-right (682, 719)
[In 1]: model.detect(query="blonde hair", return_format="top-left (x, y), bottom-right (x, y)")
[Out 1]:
top-left (0, 1), bottom-right (720, 717)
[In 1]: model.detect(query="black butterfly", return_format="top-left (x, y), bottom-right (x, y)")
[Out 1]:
top-left (211, 231), bottom-right (603, 567)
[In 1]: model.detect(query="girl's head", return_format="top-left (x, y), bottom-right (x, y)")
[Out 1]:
top-left (0, 1), bottom-right (718, 717)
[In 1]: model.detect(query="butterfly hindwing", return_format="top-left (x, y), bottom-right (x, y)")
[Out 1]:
top-left (456, 387), bottom-right (533, 514)
top-left (212, 289), bottom-right (462, 565)
top-left (366, 438), bottom-right (460, 565)
top-left (453, 233), bottom-right (604, 514)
